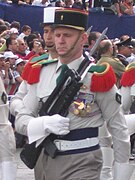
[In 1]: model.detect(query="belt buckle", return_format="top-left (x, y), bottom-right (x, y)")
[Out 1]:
top-left (54, 140), bottom-right (61, 151)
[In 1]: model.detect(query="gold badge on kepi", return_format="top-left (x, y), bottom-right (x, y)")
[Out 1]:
top-left (1, 92), bottom-right (7, 104)
top-left (60, 15), bottom-right (64, 21)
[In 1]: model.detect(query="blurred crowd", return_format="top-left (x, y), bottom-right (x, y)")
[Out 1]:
top-left (0, 0), bottom-right (135, 15)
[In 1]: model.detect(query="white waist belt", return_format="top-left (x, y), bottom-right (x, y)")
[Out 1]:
top-left (54, 137), bottom-right (99, 151)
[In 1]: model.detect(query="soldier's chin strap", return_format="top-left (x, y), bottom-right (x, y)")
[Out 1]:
top-left (65, 31), bottom-right (84, 55)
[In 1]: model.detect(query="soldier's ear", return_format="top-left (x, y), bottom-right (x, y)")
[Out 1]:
top-left (81, 32), bottom-right (88, 45)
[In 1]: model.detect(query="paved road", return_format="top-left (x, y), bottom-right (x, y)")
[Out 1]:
top-left (16, 148), bottom-right (135, 180)
top-left (16, 148), bottom-right (34, 180)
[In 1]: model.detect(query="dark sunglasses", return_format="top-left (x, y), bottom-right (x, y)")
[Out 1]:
top-left (20, 43), bottom-right (26, 46)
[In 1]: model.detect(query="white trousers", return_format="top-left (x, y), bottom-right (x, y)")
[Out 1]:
top-left (99, 114), bottom-right (135, 180)
top-left (0, 161), bottom-right (16, 180)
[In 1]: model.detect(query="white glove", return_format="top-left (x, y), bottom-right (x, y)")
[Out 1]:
top-left (27, 114), bottom-right (70, 144)
top-left (44, 114), bottom-right (70, 135)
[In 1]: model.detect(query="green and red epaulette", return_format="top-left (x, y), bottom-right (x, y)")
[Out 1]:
top-left (120, 62), bottom-right (135, 87)
top-left (21, 53), bottom-right (49, 81)
top-left (27, 58), bottom-right (58, 84)
top-left (89, 63), bottom-right (116, 92)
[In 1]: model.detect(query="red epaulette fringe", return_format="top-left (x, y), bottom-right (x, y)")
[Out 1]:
top-left (121, 68), bottom-right (135, 87)
top-left (21, 55), bottom-right (39, 81)
top-left (27, 64), bottom-right (42, 84)
top-left (91, 65), bottom-right (116, 92)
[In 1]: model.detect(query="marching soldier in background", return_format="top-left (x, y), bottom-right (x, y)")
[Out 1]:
top-left (120, 62), bottom-right (135, 157)
top-left (97, 38), bottom-right (125, 179)
top-left (116, 37), bottom-right (133, 67)
top-left (10, 7), bottom-right (59, 180)
top-left (13, 8), bottom-right (134, 180)
top-left (0, 76), bottom-right (16, 180)
top-left (120, 62), bottom-right (135, 114)
top-left (99, 61), bottom-right (135, 180)
top-left (97, 39), bottom-right (125, 88)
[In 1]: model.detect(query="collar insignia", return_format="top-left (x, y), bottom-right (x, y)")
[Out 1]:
top-left (1, 92), bottom-right (7, 104)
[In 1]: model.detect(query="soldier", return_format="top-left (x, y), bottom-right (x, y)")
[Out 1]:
top-left (97, 39), bottom-right (125, 88)
top-left (10, 6), bottom-right (59, 119)
top-left (116, 37), bottom-right (133, 67)
top-left (97, 38), bottom-right (125, 179)
top-left (13, 8), bottom-right (133, 179)
top-left (10, 7), bottom-right (59, 180)
top-left (120, 62), bottom-right (135, 114)
top-left (120, 62), bottom-right (135, 157)
top-left (99, 60), bottom-right (135, 179)
top-left (0, 76), bottom-right (16, 180)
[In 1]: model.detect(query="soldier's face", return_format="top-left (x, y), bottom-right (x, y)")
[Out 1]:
top-left (54, 27), bottom-right (86, 60)
top-left (43, 25), bottom-right (55, 50)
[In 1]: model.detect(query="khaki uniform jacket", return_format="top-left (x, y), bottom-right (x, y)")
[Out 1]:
top-left (97, 55), bottom-right (125, 88)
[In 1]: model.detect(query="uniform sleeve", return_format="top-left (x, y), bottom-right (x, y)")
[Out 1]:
top-left (10, 80), bottom-right (28, 116)
top-left (96, 85), bottom-right (130, 163)
top-left (120, 86), bottom-right (132, 114)
top-left (14, 83), bottom-right (39, 136)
